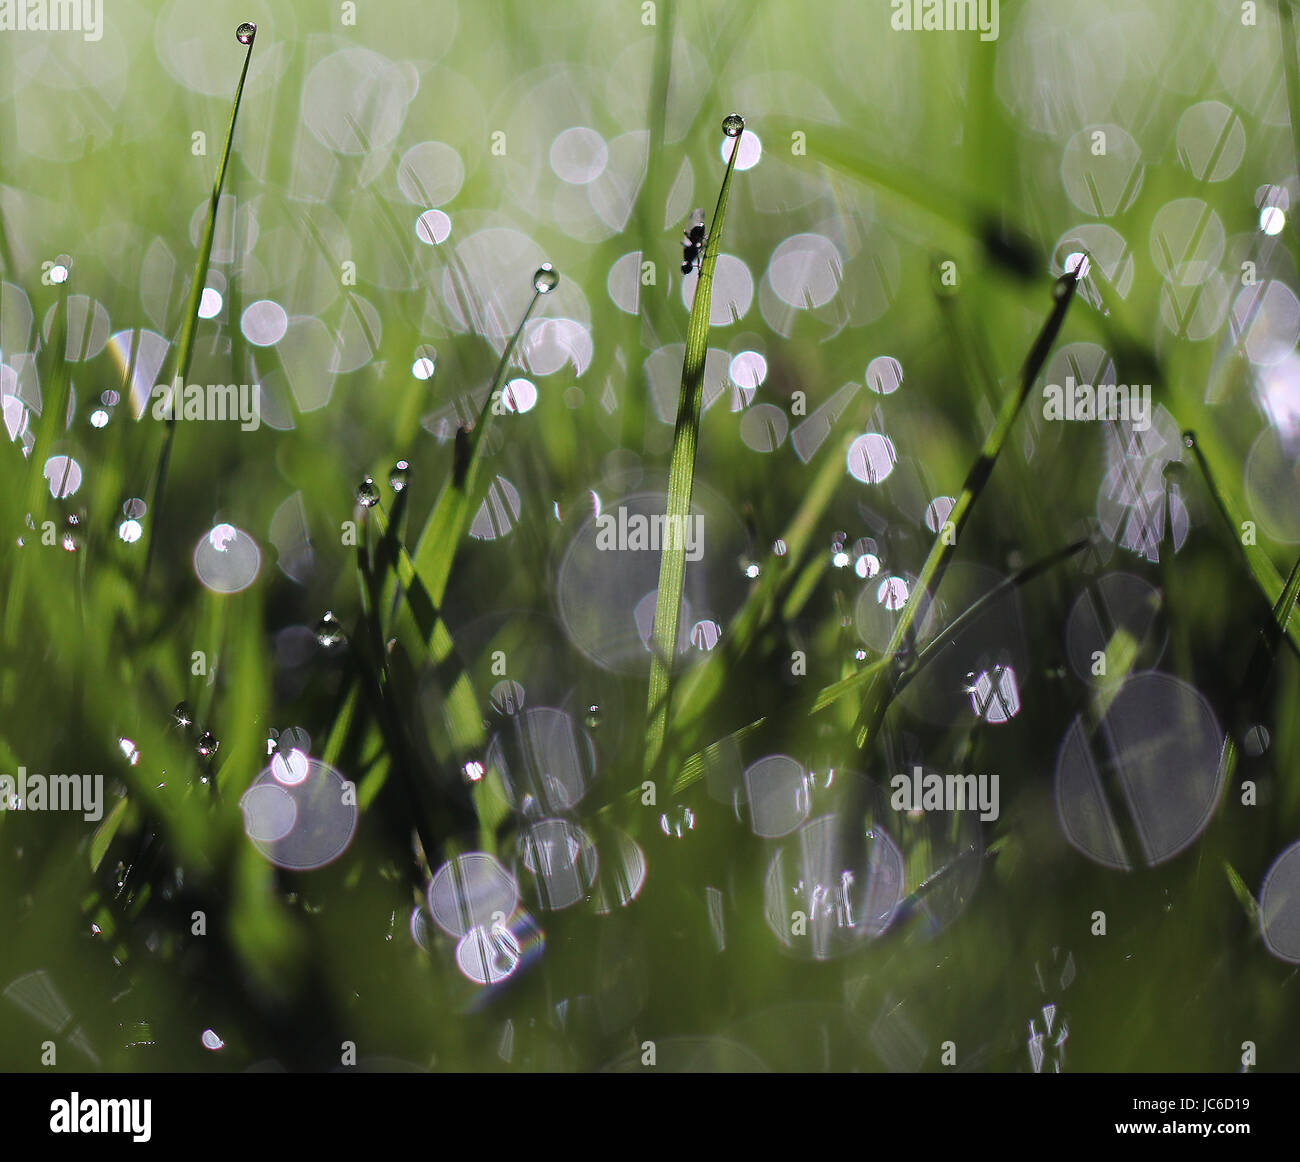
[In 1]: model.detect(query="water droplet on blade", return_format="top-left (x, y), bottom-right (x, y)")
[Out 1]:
top-left (235, 21), bottom-right (256, 45)
top-left (173, 702), bottom-right (193, 728)
top-left (722, 113), bottom-right (745, 138)
top-left (389, 461), bottom-right (409, 493)
top-left (196, 731), bottom-right (219, 758)
top-left (533, 264), bottom-right (559, 294)
top-left (660, 804), bottom-right (696, 837)
top-left (356, 477), bottom-right (379, 508)
top-left (315, 611), bottom-right (346, 648)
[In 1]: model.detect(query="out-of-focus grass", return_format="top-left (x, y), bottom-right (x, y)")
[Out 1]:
top-left (0, 0), bottom-right (1298, 1073)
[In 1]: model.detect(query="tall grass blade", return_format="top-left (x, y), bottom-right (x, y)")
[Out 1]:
top-left (852, 266), bottom-right (1084, 750)
top-left (644, 114), bottom-right (746, 780)
top-left (144, 23), bottom-right (259, 575)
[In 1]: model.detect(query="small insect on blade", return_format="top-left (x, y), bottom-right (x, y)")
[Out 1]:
top-left (686, 208), bottom-right (706, 245)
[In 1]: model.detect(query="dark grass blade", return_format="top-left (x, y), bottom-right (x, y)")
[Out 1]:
top-left (851, 266), bottom-right (1084, 752)
top-left (143, 24), bottom-right (258, 577)
top-left (644, 115), bottom-right (745, 780)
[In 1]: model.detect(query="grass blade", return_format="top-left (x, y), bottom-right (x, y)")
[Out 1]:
top-left (669, 537), bottom-right (1089, 794)
top-left (852, 266), bottom-right (1084, 750)
top-left (1279, 0), bottom-right (1300, 179)
top-left (644, 113), bottom-right (746, 780)
top-left (406, 267), bottom-right (554, 620)
top-left (144, 23), bottom-right (259, 574)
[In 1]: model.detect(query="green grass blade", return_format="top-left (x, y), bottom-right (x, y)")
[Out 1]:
top-left (406, 269), bottom-right (551, 620)
top-left (1279, 0), bottom-right (1300, 179)
top-left (644, 114), bottom-right (746, 780)
top-left (1224, 860), bottom-right (1259, 923)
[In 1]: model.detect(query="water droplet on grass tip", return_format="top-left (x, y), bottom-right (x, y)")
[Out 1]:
top-left (196, 731), bottom-right (219, 758)
top-left (173, 702), bottom-right (193, 728)
top-left (356, 477), bottom-right (379, 508)
top-left (585, 704), bottom-right (602, 729)
top-left (236, 22), bottom-right (256, 45)
top-left (722, 113), bottom-right (745, 138)
top-left (661, 805), bottom-right (696, 837)
top-left (389, 461), bottom-right (409, 492)
top-left (533, 264), bottom-right (559, 294)
top-left (315, 611), bottom-right (346, 648)
top-left (1181, 431), bottom-right (1196, 449)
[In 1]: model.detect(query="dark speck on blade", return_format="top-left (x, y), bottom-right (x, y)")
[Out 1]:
top-left (980, 219), bottom-right (1038, 280)
top-left (453, 424), bottom-right (472, 487)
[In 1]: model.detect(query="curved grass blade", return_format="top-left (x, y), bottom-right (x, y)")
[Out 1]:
top-left (670, 537), bottom-right (1089, 795)
top-left (644, 114), bottom-right (746, 780)
top-left (772, 119), bottom-right (1037, 274)
top-left (144, 23), bottom-right (259, 577)
top-left (894, 536), bottom-right (1092, 695)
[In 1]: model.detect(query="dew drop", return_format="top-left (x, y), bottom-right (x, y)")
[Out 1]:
top-left (533, 264), bottom-right (559, 294)
top-left (1243, 724), bottom-right (1271, 757)
top-left (235, 21), bottom-right (256, 45)
top-left (489, 680), bottom-right (526, 716)
top-left (1181, 431), bottom-right (1196, 449)
top-left (356, 476), bottom-right (380, 508)
top-left (315, 611), bottom-right (346, 648)
top-left (660, 804), bottom-right (696, 837)
top-left (722, 113), bottom-right (746, 138)
top-left (196, 731), bottom-right (219, 758)
top-left (173, 701), bottom-right (193, 729)
top-left (389, 460), bottom-right (410, 493)
top-left (584, 704), bottom-right (602, 730)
